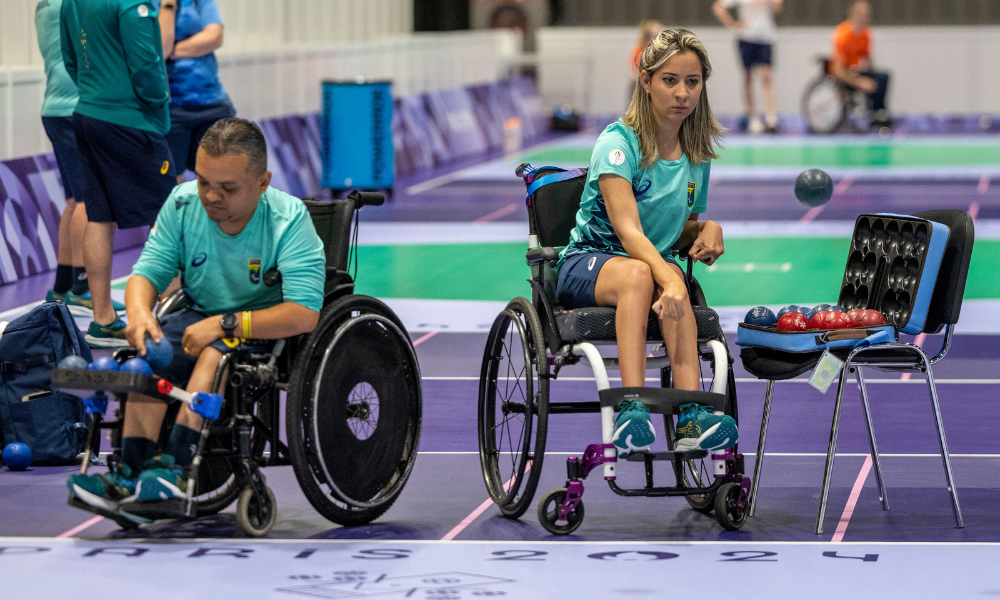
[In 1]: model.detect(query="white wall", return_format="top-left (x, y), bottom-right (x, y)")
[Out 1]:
top-left (537, 26), bottom-right (1000, 117)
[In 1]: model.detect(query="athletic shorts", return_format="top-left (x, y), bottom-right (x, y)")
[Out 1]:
top-left (42, 116), bottom-right (85, 201)
top-left (71, 113), bottom-right (176, 229)
top-left (154, 308), bottom-right (273, 387)
top-left (165, 99), bottom-right (237, 174)
top-left (556, 252), bottom-right (682, 310)
top-left (738, 40), bottom-right (772, 69)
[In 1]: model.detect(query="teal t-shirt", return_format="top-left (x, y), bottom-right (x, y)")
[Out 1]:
top-left (60, 0), bottom-right (170, 135)
top-left (132, 182), bottom-right (327, 314)
top-left (36, 0), bottom-right (78, 117)
top-left (558, 119), bottom-right (710, 269)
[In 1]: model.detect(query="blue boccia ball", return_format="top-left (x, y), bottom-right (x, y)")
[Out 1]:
top-left (795, 168), bottom-right (834, 207)
top-left (744, 306), bottom-right (777, 326)
top-left (3, 442), bottom-right (32, 471)
top-left (144, 338), bottom-right (174, 370)
top-left (120, 357), bottom-right (153, 376)
top-left (812, 304), bottom-right (832, 314)
top-left (88, 356), bottom-right (119, 371)
top-left (57, 355), bottom-right (89, 370)
top-left (776, 305), bottom-right (798, 318)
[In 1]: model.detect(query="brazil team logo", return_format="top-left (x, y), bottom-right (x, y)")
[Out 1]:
top-left (687, 181), bottom-right (696, 208)
top-left (249, 258), bottom-right (261, 284)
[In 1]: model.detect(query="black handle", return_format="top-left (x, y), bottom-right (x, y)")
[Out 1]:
top-left (347, 190), bottom-right (385, 207)
top-left (515, 163), bottom-right (529, 178)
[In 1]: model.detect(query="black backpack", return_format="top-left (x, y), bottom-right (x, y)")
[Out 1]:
top-left (0, 302), bottom-right (92, 464)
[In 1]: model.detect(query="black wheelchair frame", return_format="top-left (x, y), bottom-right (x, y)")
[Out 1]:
top-left (476, 164), bottom-right (752, 535)
top-left (64, 190), bottom-right (423, 536)
top-left (801, 56), bottom-right (870, 135)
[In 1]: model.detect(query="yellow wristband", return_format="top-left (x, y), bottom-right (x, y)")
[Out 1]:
top-left (242, 311), bottom-right (252, 339)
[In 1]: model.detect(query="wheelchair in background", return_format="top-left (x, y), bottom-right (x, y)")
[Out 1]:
top-left (476, 164), bottom-right (751, 535)
top-left (56, 190), bottom-right (422, 536)
top-left (801, 56), bottom-right (870, 134)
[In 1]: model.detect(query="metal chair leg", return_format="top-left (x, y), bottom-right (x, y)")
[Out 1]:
top-left (816, 366), bottom-right (850, 534)
top-left (921, 352), bottom-right (964, 528)
top-left (855, 366), bottom-right (889, 510)
top-left (748, 380), bottom-right (774, 517)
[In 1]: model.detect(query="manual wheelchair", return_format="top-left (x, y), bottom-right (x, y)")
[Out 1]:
top-left (476, 164), bottom-right (751, 535)
top-left (54, 190), bottom-right (422, 536)
top-left (802, 56), bottom-right (875, 135)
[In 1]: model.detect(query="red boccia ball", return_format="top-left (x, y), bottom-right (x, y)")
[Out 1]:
top-left (860, 309), bottom-right (886, 326)
top-left (828, 312), bottom-right (854, 329)
top-left (847, 308), bottom-right (866, 327)
top-left (809, 310), bottom-right (830, 329)
top-left (777, 312), bottom-right (809, 331)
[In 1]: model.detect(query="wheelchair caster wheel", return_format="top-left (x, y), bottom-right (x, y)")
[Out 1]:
top-left (537, 488), bottom-right (584, 535)
top-left (714, 481), bottom-right (748, 531)
top-left (236, 485), bottom-right (277, 537)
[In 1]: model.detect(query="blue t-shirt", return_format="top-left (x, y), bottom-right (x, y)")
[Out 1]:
top-left (558, 119), bottom-right (711, 269)
top-left (132, 181), bottom-right (326, 314)
top-left (164, 0), bottom-right (228, 106)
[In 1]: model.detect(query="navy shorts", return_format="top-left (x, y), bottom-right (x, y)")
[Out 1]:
top-left (71, 113), bottom-right (176, 229)
top-left (42, 116), bottom-right (85, 201)
top-left (165, 99), bottom-right (237, 174)
top-left (738, 40), bottom-right (772, 69)
top-left (556, 252), bottom-right (683, 310)
top-left (154, 308), bottom-right (273, 386)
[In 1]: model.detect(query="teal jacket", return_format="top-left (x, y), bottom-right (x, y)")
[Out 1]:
top-left (60, 0), bottom-right (170, 135)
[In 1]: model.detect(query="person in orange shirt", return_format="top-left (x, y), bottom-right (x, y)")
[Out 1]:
top-left (631, 20), bottom-right (664, 80)
top-left (830, 0), bottom-right (891, 128)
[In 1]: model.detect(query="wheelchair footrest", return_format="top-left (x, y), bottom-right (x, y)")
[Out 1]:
top-left (119, 498), bottom-right (192, 521)
top-left (624, 449), bottom-right (709, 462)
top-left (599, 387), bottom-right (726, 415)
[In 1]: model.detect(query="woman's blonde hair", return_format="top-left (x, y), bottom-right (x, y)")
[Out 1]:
top-left (625, 29), bottom-right (725, 167)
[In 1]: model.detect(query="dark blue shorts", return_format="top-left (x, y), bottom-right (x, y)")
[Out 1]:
top-left (556, 252), bottom-right (683, 310)
top-left (42, 116), bottom-right (84, 200)
top-left (738, 40), bottom-right (772, 69)
top-left (154, 308), bottom-right (273, 386)
top-left (165, 99), bottom-right (237, 174)
top-left (71, 113), bottom-right (176, 229)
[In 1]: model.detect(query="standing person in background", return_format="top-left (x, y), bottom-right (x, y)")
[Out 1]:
top-left (61, 0), bottom-right (176, 347)
top-left (830, 0), bottom-right (891, 129)
top-left (159, 0), bottom-right (237, 184)
top-left (36, 0), bottom-right (100, 315)
top-left (631, 20), bottom-right (665, 82)
top-left (713, 0), bottom-right (782, 134)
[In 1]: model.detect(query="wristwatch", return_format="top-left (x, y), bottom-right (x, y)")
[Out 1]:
top-left (220, 313), bottom-right (238, 338)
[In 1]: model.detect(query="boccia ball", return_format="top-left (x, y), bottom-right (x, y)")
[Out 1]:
top-left (828, 312), bottom-right (854, 329)
top-left (813, 304), bottom-right (832, 313)
top-left (795, 169), bottom-right (834, 207)
top-left (776, 305), bottom-right (798, 318)
top-left (777, 312), bottom-right (808, 331)
top-left (3, 442), bottom-right (31, 471)
top-left (88, 356), bottom-right (119, 371)
top-left (861, 309), bottom-right (886, 326)
top-left (847, 308), bottom-right (866, 326)
top-left (744, 306), bottom-right (777, 326)
top-left (58, 355), bottom-right (89, 370)
top-left (144, 338), bottom-right (174, 370)
top-left (120, 357), bottom-right (153, 376)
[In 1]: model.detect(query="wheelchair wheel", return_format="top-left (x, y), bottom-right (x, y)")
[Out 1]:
top-left (802, 75), bottom-right (846, 134)
top-left (680, 457), bottom-right (716, 514)
top-left (714, 481), bottom-right (749, 531)
top-left (537, 488), bottom-right (584, 535)
top-left (287, 295), bottom-right (422, 527)
top-left (236, 485), bottom-right (277, 537)
top-left (478, 297), bottom-right (548, 519)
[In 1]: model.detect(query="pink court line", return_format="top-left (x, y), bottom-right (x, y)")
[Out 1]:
top-left (899, 332), bottom-right (927, 381)
top-left (800, 205), bottom-right (824, 223)
top-left (473, 203), bottom-right (518, 224)
top-left (831, 454), bottom-right (873, 543)
top-left (441, 463), bottom-right (531, 541)
top-left (978, 175), bottom-right (990, 195)
top-left (412, 331), bottom-right (439, 347)
top-left (833, 175), bottom-right (855, 196)
top-left (969, 201), bottom-right (981, 221)
top-left (57, 515), bottom-right (104, 538)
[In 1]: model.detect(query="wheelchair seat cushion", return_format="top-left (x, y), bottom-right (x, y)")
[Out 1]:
top-left (555, 305), bottom-right (723, 344)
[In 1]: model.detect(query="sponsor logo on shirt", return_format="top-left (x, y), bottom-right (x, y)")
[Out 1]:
top-left (632, 178), bottom-right (651, 200)
top-left (138, 5), bottom-right (150, 17)
top-left (608, 149), bottom-right (626, 166)
top-left (192, 252), bottom-right (207, 267)
top-left (587, 256), bottom-right (597, 271)
top-left (160, 160), bottom-right (170, 175)
top-left (687, 181), bottom-right (696, 208)
top-left (249, 258), bottom-right (261, 284)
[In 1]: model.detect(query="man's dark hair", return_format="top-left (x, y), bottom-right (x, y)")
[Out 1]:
top-left (199, 118), bottom-right (268, 174)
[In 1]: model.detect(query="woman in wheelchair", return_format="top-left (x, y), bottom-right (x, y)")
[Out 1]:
top-left (67, 118), bottom-right (327, 509)
top-left (555, 29), bottom-right (738, 457)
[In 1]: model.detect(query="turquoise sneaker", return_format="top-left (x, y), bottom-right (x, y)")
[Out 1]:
top-left (66, 290), bottom-right (126, 317)
top-left (46, 289), bottom-right (67, 303)
top-left (135, 455), bottom-right (188, 502)
top-left (67, 463), bottom-right (137, 511)
top-left (675, 403), bottom-right (739, 451)
top-left (612, 399), bottom-right (656, 458)
top-left (85, 315), bottom-right (129, 348)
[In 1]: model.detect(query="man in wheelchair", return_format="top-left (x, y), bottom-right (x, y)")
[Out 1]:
top-left (830, 0), bottom-right (891, 129)
top-left (67, 118), bottom-right (326, 508)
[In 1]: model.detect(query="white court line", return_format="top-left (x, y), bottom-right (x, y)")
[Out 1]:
top-left (416, 451), bottom-right (1000, 458)
top-left (421, 376), bottom-right (1000, 384)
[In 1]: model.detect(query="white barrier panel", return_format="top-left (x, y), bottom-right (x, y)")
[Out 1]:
top-left (538, 26), bottom-right (1000, 117)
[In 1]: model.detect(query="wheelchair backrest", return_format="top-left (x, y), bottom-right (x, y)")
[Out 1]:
top-left (522, 166), bottom-right (589, 248)
top-left (303, 198), bottom-right (354, 272)
top-left (913, 210), bottom-right (975, 332)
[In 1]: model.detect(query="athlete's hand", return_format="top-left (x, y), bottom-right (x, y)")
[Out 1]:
top-left (181, 317), bottom-right (224, 358)
top-left (857, 76), bottom-right (877, 94)
top-left (125, 309), bottom-right (164, 356)
top-left (652, 277), bottom-right (689, 322)
top-left (688, 220), bottom-right (725, 266)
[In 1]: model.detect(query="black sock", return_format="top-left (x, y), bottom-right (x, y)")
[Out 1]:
top-left (53, 265), bottom-right (73, 294)
top-left (165, 425), bottom-right (201, 468)
top-left (121, 437), bottom-right (157, 474)
top-left (71, 267), bottom-right (89, 295)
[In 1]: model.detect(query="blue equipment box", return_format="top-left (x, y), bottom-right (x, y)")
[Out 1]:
top-left (321, 80), bottom-right (394, 191)
top-left (736, 213), bottom-right (950, 352)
